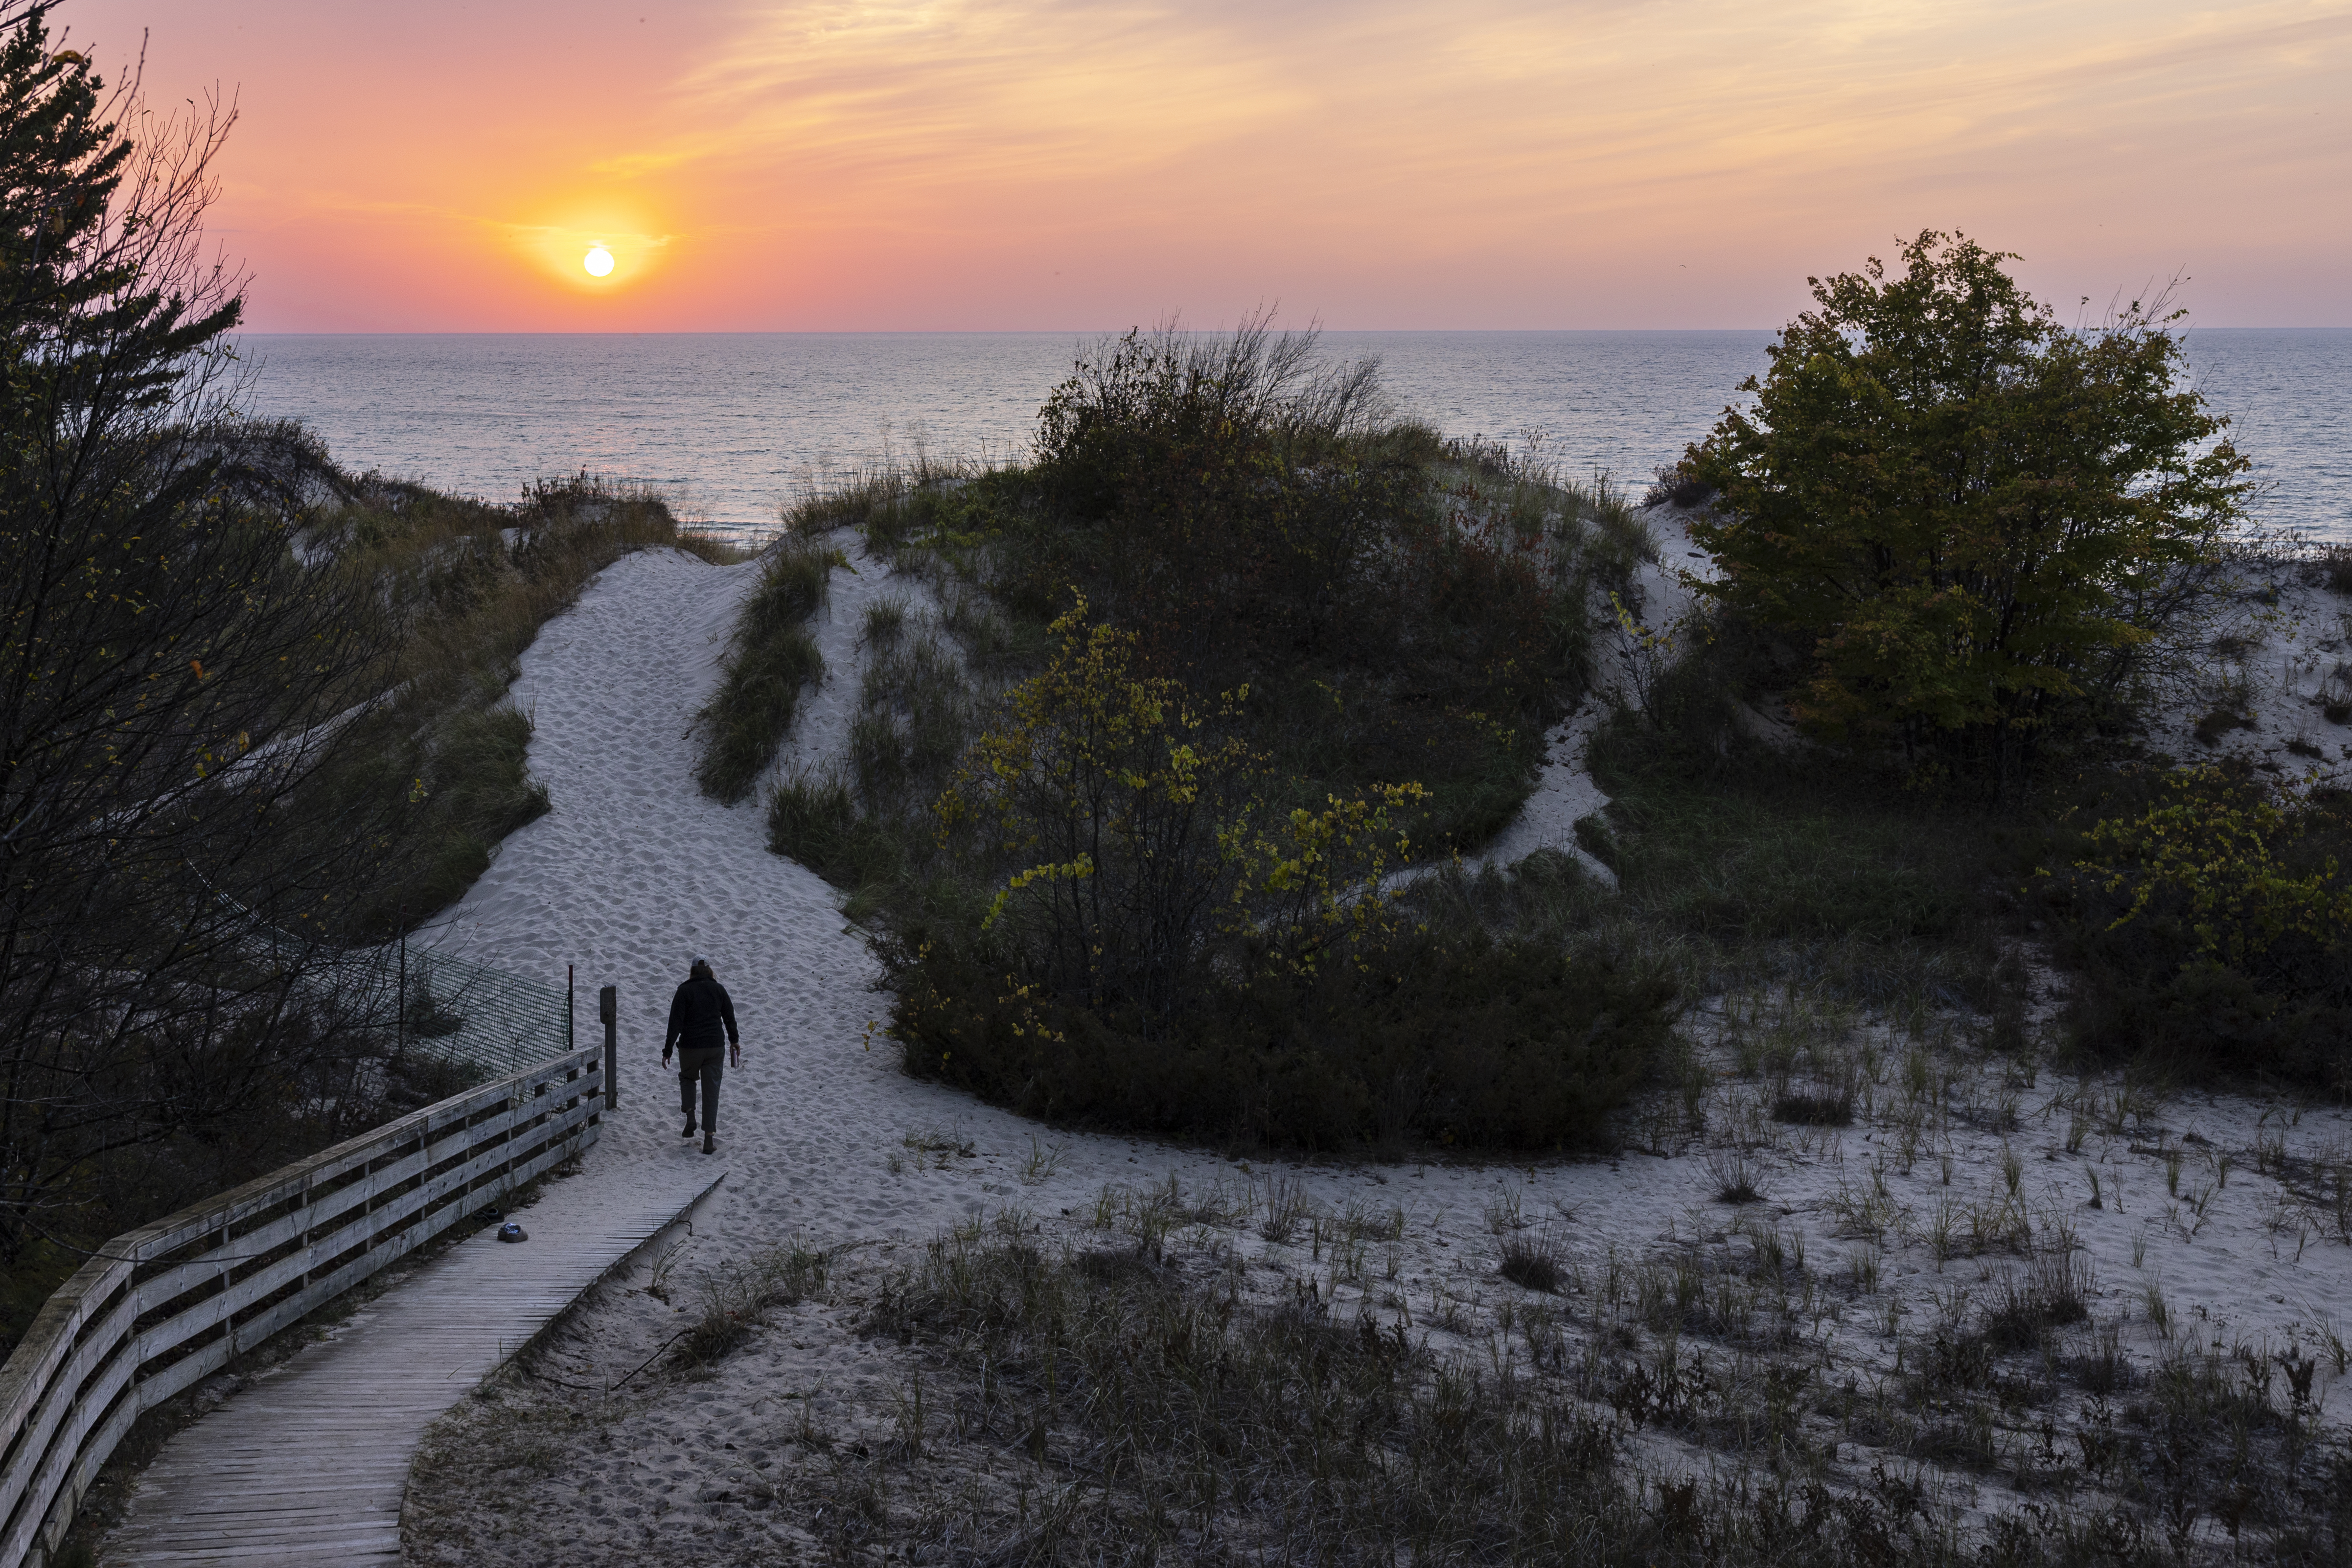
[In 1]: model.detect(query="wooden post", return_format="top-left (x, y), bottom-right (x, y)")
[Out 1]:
top-left (598, 985), bottom-right (618, 1109)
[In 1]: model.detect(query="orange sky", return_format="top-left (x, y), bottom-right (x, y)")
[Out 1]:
top-left (60, 0), bottom-right (2352, 330)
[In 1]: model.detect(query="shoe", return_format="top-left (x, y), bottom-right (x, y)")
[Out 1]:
top-left (681, 1117), bottom-right (697, 1139)
top-left (702, 1133), bottom-right (715, 1154)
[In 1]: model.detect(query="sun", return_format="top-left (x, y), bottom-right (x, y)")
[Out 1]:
top-left (583, 245), bottom-right (615, 277)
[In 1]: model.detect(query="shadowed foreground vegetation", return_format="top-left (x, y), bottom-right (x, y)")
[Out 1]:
top-left (409, 1210), bottom-right (2352, 1566)
top-left (845, 1228), bottom-right (2352, 1566)
top-left (0, 11), bottom-right (725, 1351)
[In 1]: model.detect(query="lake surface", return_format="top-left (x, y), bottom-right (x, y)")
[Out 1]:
top-left (239, 329), bottom-right (2352, 545)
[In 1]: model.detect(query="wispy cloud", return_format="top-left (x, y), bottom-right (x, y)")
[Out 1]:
top-left (624, 0), bottom-right (2349, 234)
top-left (164, 0), bottom-right (2351, 326)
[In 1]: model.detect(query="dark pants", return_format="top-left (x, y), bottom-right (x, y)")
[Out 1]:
top-left (677, 1046), bottom-right (724, 1132)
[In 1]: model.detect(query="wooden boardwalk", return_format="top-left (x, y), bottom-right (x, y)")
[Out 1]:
top-left (98, 1166), bottom-right (722, 1565)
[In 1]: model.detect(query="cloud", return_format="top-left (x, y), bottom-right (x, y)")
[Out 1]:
top-left (621, 0), bottom-right (2347, 239)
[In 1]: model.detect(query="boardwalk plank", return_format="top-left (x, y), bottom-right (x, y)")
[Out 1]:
top-left (99, 1167), bottom-right (719, 1568)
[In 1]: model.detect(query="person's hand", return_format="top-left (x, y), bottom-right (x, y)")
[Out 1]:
top-left (729, 1041), bottom-right (741, 1067)
top-left (662, 1048), bottom-right (672, 1065)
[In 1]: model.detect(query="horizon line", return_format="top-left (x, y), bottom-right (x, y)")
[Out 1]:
top-left (233, 324), bottom-right (2352, 337)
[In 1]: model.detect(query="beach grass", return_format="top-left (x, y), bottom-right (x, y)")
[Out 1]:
top-left (695, 534), bottom-right (837, 804)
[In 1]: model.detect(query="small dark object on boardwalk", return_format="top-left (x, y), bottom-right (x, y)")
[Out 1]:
top-left (498, 1222), bottom-right (528, 1243)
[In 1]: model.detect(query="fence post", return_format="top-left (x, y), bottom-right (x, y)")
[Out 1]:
top-left (567, 965), bottom-right (575, 1055)
top-left (598, 985), bottom-right (619, 1110)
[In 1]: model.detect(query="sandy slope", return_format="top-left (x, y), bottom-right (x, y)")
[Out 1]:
top-left (398, 538), bottom-right (2352, 1560)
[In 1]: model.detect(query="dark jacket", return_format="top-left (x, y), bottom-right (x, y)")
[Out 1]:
top-left (665, 976), bottom-right (739, 1054)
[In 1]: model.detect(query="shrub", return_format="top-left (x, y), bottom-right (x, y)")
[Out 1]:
top-left (2071, 766), bottom-right (2352, 969)
top-left (1009, 320), bottom-right (1573, 852)
top-left (1685, 230), bottom-right (2250, 787)
top-left (937, 597), bottom-right (1428, 1031)
top-left (935, 599), bottom-right (1265, 1022)
top-left (1023, 318), bottom-right (1396, 662)
top-left (890, 930), bottom-right (1673, 1153)
top-left (695, 536), bottom-right (834, 803)
top-left (1773, 1090), bottom-right (1854, 1127)
top-left (2045, 766), bottom-right (2352, 1083)
top-left (2315, 543), bottom-right (2352, 596)
top-left (1643, 461), bottom-right (1715, 509)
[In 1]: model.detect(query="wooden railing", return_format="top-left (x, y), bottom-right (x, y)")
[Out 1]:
top-left (0, 1046), bottom-right (604, 1568)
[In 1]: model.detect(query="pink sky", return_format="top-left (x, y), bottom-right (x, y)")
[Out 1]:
top-left (61, 0), bottom-right (2352, 330)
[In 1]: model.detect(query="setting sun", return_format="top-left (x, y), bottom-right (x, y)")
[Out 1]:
top-left (503, 201), bottom-right (669, 297)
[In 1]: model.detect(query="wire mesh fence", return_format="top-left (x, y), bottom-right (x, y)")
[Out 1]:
top-left (230, 899), bottom-right (573, 1081)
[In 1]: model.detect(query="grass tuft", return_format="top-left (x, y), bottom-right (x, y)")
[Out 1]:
top-left (675, 1243), bottom-right (831, 1366)
top-left (695, 535), bottom-right (836, 804)
top-left (1704, 1148), bottom-right (1767, 1204)
top-left (1498, 1227), bottom-right (1566, 1292)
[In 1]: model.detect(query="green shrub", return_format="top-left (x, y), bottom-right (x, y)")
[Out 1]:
top-left (933, 600), bottom-right (1431, 1033)
top-left (890, 929), bottom-right (1673, 1153)
top-left (2044, 766), bottom-right (2352, 1084)
top-left (695, 537), bottom-right (834, 803)
top-left (1685, 230), bottom-right (2249, 786)
top-left (765, 769), bottom-right (904, 891)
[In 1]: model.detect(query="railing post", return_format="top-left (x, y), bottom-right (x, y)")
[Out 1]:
top-left (598, 985), bottom-right (618, 1109)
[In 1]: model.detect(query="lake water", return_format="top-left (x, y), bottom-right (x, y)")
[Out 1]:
top-left (239, 329), bottom-right (2352, 545)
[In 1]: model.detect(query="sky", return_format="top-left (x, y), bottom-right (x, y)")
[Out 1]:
top-left (58, 0), bottom-right (2352, 331)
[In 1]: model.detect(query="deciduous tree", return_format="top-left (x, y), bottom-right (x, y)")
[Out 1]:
top-left (0, 7), bottom-right (397, 1264)
top-left (1685, 231), bottom-right (2249, 787)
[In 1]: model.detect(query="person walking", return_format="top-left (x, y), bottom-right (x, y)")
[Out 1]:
top-left (664, 955), bottom-right (739, 1154)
